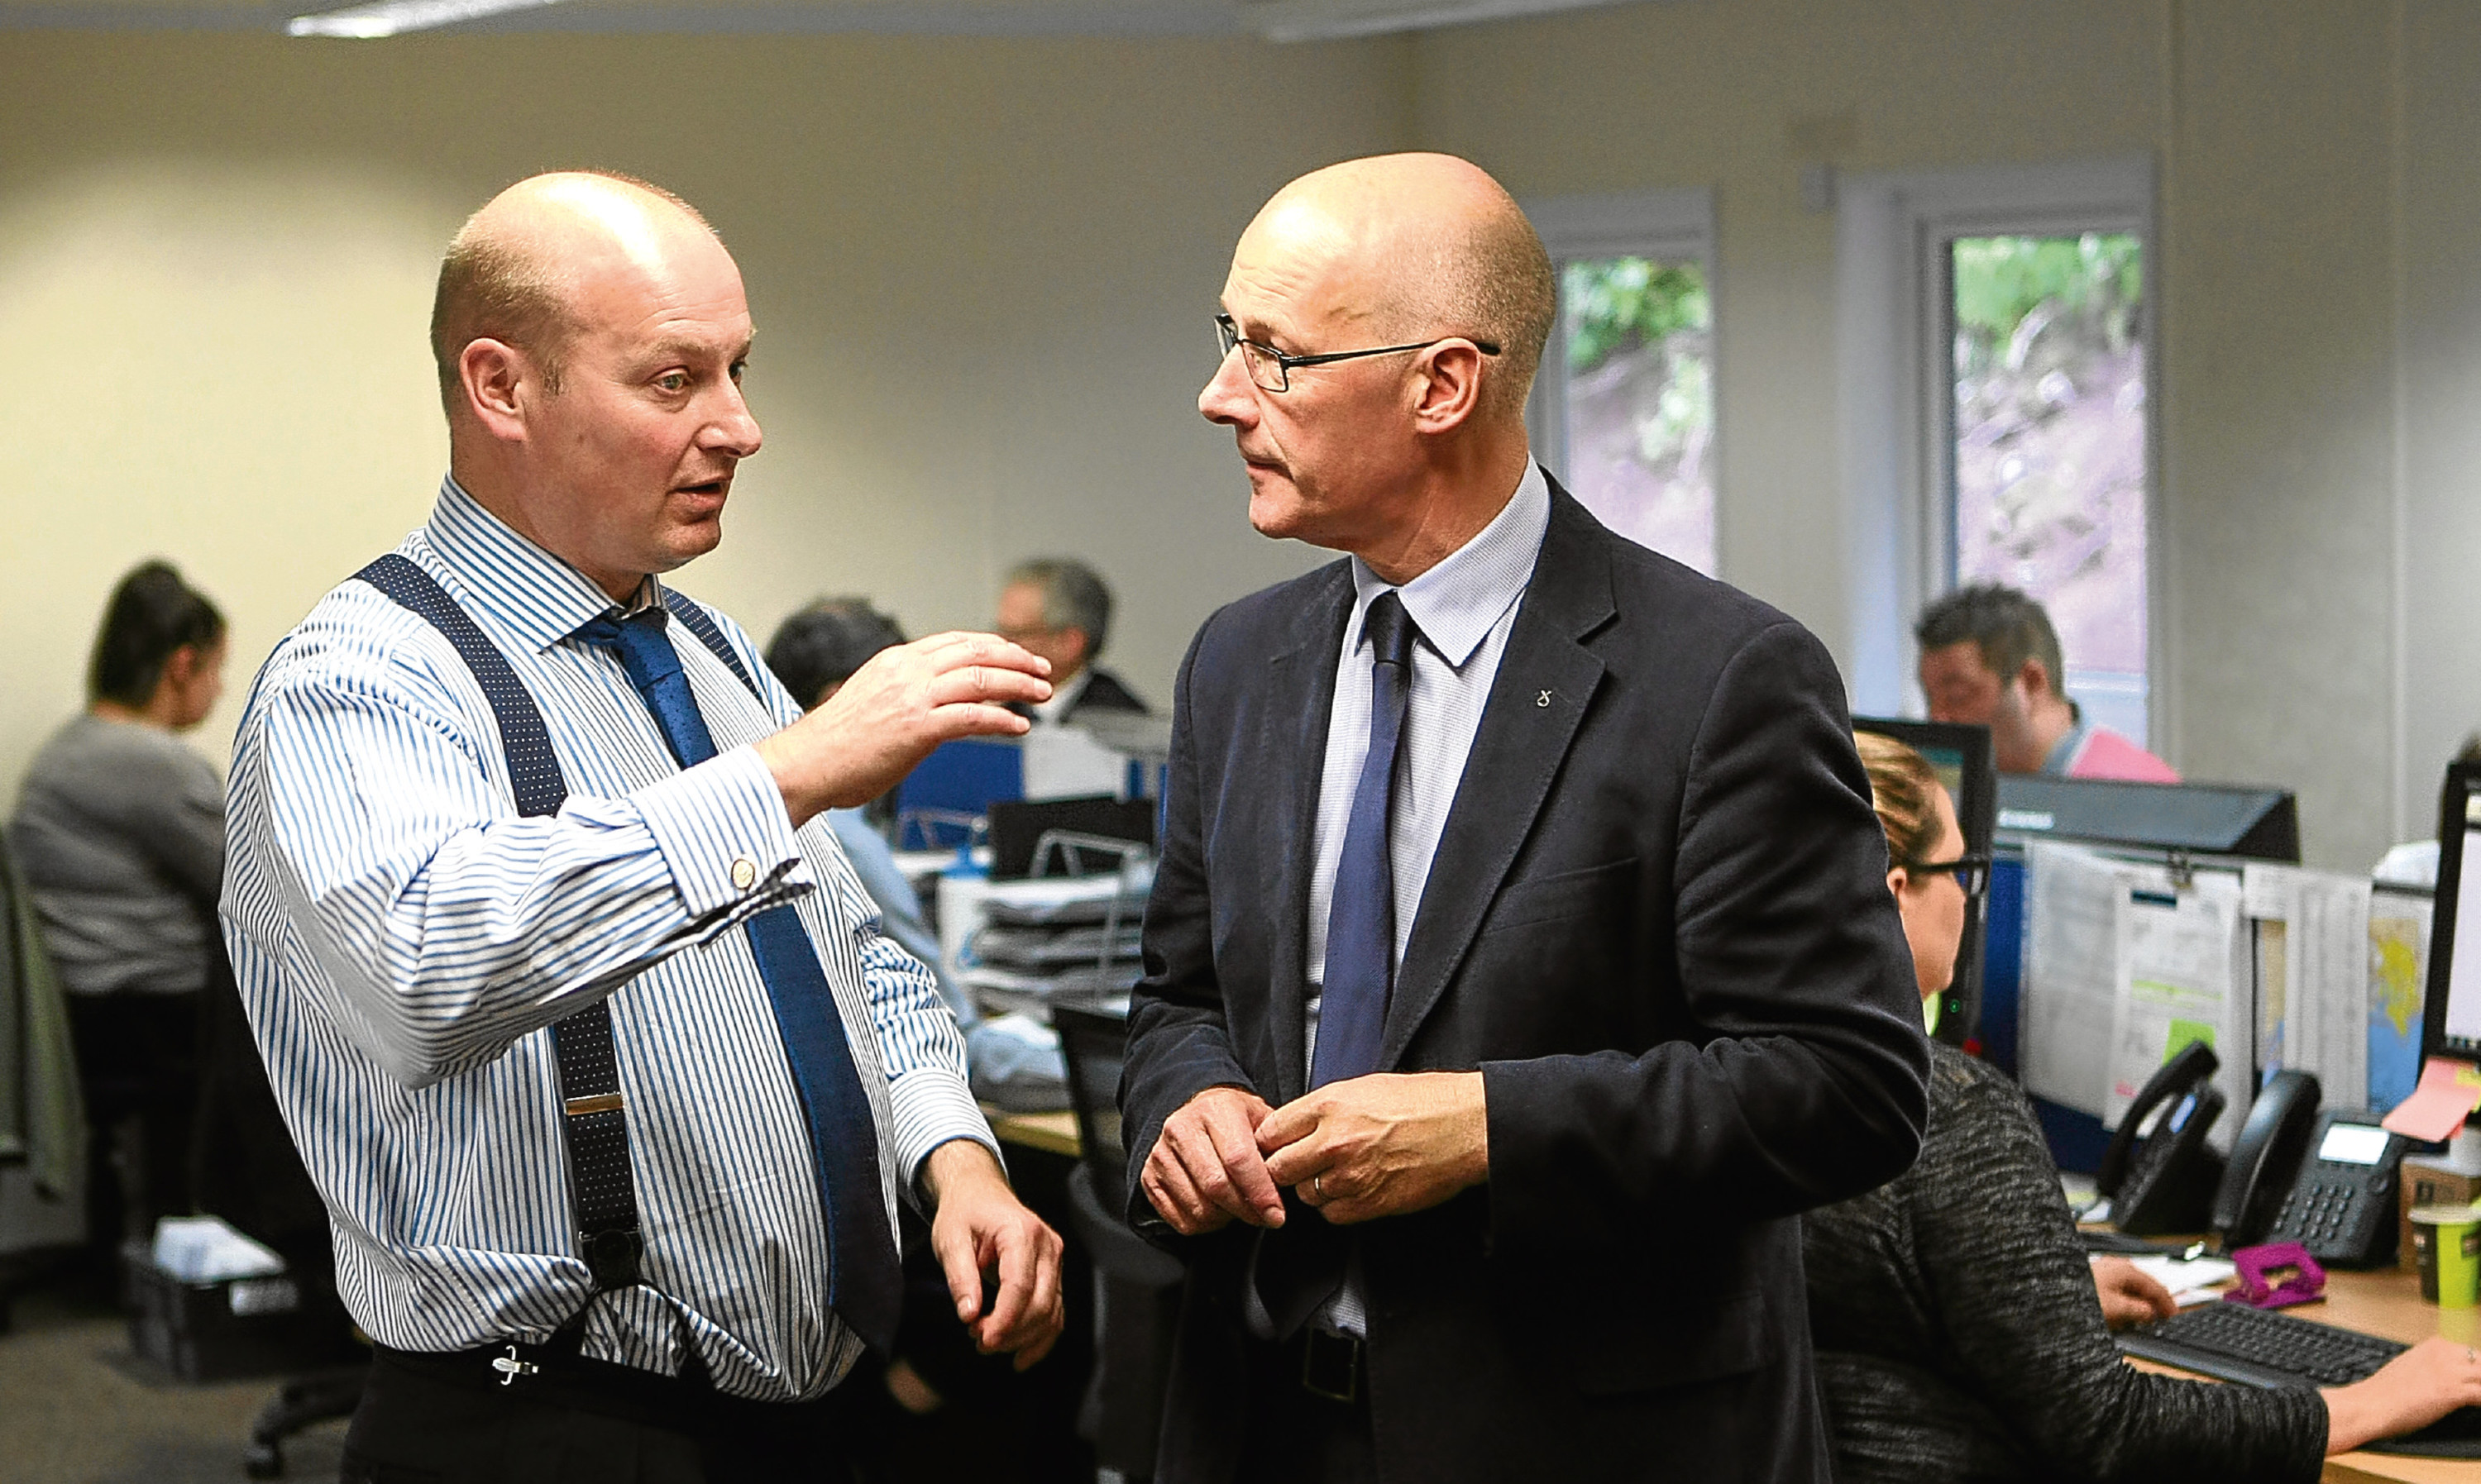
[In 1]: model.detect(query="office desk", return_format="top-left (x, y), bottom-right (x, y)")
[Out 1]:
top-left (2127, 1267), bottom-right (2481, 1482)
top-left (982, 1105), bottom-right (1082, 1160)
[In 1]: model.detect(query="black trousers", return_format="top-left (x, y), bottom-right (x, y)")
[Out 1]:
top-left (66, 989), bottom-right (200, 1249)
top-left (342, 1342), bottom-right (856, 1484)
top-left (1233, 1332), bottom-right (1377, 1484)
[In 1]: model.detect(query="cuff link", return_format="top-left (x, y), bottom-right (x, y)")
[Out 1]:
top-left (730, 856), bottom-right (758, 891)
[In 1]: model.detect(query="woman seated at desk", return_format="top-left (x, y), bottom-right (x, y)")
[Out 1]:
top-left (1803, 732), bottom-right (2481, 1482)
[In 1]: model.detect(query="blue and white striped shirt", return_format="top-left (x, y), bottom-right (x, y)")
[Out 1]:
top-left (219, 478), bottom-right (996, 1401)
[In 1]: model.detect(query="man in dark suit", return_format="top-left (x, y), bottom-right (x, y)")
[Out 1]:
top-left (1118, 152), bottom-right (1930, 1482)
top-left (996, 557), bottom-right (1149, 721)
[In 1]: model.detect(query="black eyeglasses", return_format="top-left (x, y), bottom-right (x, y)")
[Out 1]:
top-left (1907, 852), bottom-right (1991, 900)
top-left (1215, 313), bottom-right (1501, 394)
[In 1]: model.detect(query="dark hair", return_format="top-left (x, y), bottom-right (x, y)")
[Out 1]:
top-left (88, 561), bottom-right (225, 708)
top-left (1004, 557), bottom-right (1113, 660)
top-left (765, 598), bottom-right (907, 709)
top-left (1915, 583), bottom-right (2070, 702)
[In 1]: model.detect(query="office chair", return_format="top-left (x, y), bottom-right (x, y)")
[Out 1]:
top-left (1050, 1004), bottom-right (1181, 1482)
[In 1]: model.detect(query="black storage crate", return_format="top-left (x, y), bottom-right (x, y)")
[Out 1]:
top-left (121, 1242), bottom-right (358, 1382)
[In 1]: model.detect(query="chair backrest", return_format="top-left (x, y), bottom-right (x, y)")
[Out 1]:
top-left (1050, 1002), bottom-right (1133, 1191)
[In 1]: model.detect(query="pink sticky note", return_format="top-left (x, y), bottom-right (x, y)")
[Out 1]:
top-left (2382, 1057), bottom-right (2481, 1143)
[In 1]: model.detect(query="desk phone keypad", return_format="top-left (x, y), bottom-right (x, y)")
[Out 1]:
top-left (2266, 1167), bottom-right (2388, 1262)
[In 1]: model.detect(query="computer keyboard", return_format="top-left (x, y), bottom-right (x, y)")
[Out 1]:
top-left (2118, 1300), bottom-right (2481, 1458)
top-left (2117, 1300), bottom-right (2402, 1386)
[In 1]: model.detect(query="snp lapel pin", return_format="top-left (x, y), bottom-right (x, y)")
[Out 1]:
top-left (1536, 690), bottom-right (1553, 709)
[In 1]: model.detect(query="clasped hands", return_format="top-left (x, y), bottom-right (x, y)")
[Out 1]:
top-left (1140, 1073), bottom-right (1489, 1236)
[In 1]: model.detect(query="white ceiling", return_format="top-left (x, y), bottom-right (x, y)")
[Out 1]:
top-left (0, 0), bottom-right (1643, 39)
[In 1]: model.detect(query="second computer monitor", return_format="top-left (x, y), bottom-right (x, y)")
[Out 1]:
top-left (1852, 716), bottom-right (1997, 1048)
top-left (2421, 762), bottom-right (2481, 1063)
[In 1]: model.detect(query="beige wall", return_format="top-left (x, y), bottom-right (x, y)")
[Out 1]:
top-left (0, 30), bottom-right (1412, 790)
top-left (1419, 0), bottom-right (2478, 873)
top-left (8, 2), bottom-right (2481, 876)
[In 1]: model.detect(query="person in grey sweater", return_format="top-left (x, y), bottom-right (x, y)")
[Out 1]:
top-left (9, 560), bottom-right (228, 1258)
top-left (1805, 732), bottom-right (2481, 1482)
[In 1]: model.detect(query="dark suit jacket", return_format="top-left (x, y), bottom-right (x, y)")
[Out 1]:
top-left (1119, 482), bottom-right (1930, 1483)
top-left (1064, 665), bottom-right (1148, 720)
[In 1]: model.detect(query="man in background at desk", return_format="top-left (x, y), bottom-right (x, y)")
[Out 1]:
top-left (1916, 581), bottom-right (2177, 781)
top-left (222, 170), bottom-right (1064, 1480)
top-left (1122, 150), bottom-right (1930, 1483)
top-left (996, 557), bottom-right (1148, 722)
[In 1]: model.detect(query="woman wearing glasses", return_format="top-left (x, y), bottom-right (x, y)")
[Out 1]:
top-left (1804, 732), bottom-right (2481, 1482)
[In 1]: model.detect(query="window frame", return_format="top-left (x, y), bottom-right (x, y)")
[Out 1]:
top-left (1524, 186), bottom-right (1719, 572)
top-left (1834, 156), bottom-right (2161, 738)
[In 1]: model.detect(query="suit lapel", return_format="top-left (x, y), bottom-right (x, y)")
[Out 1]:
top-left (1379, 484), bottom-right (1615, 1071)
top-left (1260, 563), bottom-right (1354, 1107)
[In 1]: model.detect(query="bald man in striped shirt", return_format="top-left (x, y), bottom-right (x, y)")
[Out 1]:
top-left (221, 171), bottom-right (1062, 1482)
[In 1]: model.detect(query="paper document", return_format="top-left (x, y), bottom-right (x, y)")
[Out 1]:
top-left (2126, 1252), bottom-right (2239, 1307)
top-left (2244, 864), bottom-right (2373, 1109)
top-left (2106, 869), bottom-right (2249, 1148)
top-left (2023, 842), bottom-right (2128, 1117)
top-left (2369, 890), bottom-right (2433, 1114)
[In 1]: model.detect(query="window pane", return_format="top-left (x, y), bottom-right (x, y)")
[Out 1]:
top-left (1949, 233), bottom-right (2149, 743)
top-left (1559, 256), bottom-right (1715, 575)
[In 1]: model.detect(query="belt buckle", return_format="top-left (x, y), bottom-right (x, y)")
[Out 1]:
top-left (1300, 1328), bottom-right (1361, 1405)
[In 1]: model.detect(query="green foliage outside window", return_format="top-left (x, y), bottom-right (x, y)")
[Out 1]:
top-left (1951, 233), bottom-right (2143, 355)
top-left (1564, 258), bottom-right (1709, 375)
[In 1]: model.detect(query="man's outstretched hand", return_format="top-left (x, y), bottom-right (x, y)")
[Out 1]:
top-left (756, 632), bottom-right (1049, 826)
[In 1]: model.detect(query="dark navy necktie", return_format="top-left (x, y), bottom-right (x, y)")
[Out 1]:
top-left (577, 608), bottom-right (903, 1353)
top-left (1312, 589), bottom-right (1420, 1088)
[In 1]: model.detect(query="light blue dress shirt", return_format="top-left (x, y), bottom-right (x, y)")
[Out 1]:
top-left (220, 479), bottom-right (994, 1401)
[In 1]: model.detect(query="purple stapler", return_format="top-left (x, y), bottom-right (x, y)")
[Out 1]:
top-left (2224, 1242), bottom-right (2326, 1310)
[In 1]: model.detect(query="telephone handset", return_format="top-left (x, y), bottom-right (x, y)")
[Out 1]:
top-left (2097, 1040), bottom-right (2227, 1237)
top-left (2211, 1069), bottom-right (2322, 1248)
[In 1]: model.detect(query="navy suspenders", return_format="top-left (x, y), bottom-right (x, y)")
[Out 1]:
top-left (352, 554), bottom-right (760, 1311)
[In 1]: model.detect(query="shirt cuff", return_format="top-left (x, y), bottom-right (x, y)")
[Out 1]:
top-left (889, 1066), bottom-right (1002, 1195)
top-left (633, 745), bottom-right (814, 920)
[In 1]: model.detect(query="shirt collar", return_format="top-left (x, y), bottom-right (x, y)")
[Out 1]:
top-left (1347, 460), bottom-right (1551, 670)
top-left (426, 475), bottom-right (665, 652)
top-left (1031, 668), bottom-right (1092, 725)
top-left (2041, 717), bottom-right (2093, 777)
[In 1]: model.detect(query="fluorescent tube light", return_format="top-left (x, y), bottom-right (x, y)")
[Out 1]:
top-left (289, 0), bottom-right (566, 38)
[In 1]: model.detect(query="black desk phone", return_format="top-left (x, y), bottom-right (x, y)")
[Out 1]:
top-left (2097, 1041), bottom-right (2227, 1236)
top-left (2094, 1046), bottom-right (2412, 1265)
top-left (2254, 1109), bottom-right (2411, 1266)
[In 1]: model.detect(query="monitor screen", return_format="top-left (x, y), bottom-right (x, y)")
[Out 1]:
top-left (2425, 764), bottom-right (2481, 1062)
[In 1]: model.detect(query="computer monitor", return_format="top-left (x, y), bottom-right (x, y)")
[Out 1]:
top-left (1991, 775), bottom-right (2300, 863)
top-left (1852, 717), bottom-right (1996, 1047)
top-left (2420, 762), bottom-right (2481, 1063)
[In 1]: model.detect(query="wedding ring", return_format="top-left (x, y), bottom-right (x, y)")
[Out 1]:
top-left (1313, 1173), bottom-right (1326, 1199)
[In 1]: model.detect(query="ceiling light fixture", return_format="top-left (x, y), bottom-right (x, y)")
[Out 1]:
top-left (288, 0), bottom-right (567, 39)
